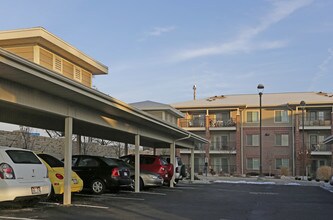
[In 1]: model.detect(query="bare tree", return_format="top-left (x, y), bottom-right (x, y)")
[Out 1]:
top-left (19, 126), bottom-right (35, 150)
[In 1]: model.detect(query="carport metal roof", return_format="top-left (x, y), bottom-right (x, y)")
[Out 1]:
top-left (0, 48), bottom-right (207, 148)
top-left (0, 48), bottom-right (208, 205)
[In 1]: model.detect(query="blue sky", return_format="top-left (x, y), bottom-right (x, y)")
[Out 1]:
top-left (1, 0), bottom-right (333, 104)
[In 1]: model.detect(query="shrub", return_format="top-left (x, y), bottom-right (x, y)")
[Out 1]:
top-left (280, 167), bottom-right (289, 176)
top-left (316, 166), bottom-right (332, 181)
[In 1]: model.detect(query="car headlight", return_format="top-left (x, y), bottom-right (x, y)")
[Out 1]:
top-left (148, 174), bottom-right (158, 179)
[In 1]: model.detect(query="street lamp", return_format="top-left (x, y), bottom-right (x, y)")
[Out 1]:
top-left (300, 100), bottom-right (306, 179)
top-left (257, 84), bottom-right (264, 177)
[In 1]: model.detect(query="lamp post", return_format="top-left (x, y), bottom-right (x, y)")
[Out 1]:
top-left (300, 100), bottom-right (306, 179)
top-left (257, 84), bottom-right (264, 177)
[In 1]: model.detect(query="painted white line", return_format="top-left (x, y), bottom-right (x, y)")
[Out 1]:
top-left (39, 201), bottom-right (109, 209)
top-left (0, 217), bottom-right (38, 220)
top-left (249, 192), bottom-right (279, 195)
top-left (173, 186), bottom-right (197, 189)
top-left (71, 204), bottom-right (109, 209)
top-left (127, 191), bottom-right (167, 196)
top-left (75, 193), bottom-right (145, 201)
top-left (218, 189), bottom-right (279, 195)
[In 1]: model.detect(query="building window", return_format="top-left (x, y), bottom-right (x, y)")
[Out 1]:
top-left (275, 110), bottom-right (289, 123)
top-left (74, 66), bottom-right (82, 82)
top-left (246, 134), bottom-right (259, 146)
top-left (275, 158), bottom-right (289, 169)
top-left (247, 158), bottom-right (259, 170)
top-left (275, 134), bottom-right (289, 146)
top-left (246, 111), bottom-right (259, 123)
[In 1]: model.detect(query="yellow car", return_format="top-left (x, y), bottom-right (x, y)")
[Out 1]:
top-left (37, 153), bottom-right (83, 196)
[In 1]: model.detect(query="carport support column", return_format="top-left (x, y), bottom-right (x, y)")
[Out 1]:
top-left (191, 148), bottom-right (195, 182)
top-left (63, 117), bottom-right (73, 205)
top-left (170, 142), bottom-right (176, 188)
top-left (135, 134), bottom-right (140, 192)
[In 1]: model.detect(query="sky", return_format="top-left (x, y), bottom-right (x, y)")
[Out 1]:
top-left (0, 0), bottom-right (333, 106)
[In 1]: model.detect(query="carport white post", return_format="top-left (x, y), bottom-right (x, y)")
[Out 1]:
top-left (170, 142), bottom-right (176, 188)
top-left (63, 116), bottom-right (73, 205)
top-left (135, 134), bottom-right (140, 192)
top-left (191, 148), bottom-right (194, 182)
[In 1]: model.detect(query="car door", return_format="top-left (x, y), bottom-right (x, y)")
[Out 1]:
top-left (72, 156), bottom-right (100, 187)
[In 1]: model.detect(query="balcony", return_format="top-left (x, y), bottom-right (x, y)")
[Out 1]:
top-left (209, 118), bottom-right (236, 131)
top-left (179, 118), bottom-right (206, 131)
top-left (299, 118), bottom-right (331, 130)
top-left (308, 143), bottom-right (332, 156)
top-left (210, 141), bottom-right (236, 154)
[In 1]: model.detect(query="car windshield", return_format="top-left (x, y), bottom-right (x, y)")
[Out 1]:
top-left (37, 154), bottom-right (64, 167)
top-left (7, 150), bottom-right (42, 164)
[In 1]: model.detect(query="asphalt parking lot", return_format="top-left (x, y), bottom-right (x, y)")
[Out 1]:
top-left (1, 181), bottom-right (333, 220)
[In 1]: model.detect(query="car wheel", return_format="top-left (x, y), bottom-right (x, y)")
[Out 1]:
top-left (180, 165), bottom-right (186, 178)
top-left (91, 179), bottom-right (106, 194)
top-left (140, 177), bottom-right (144, 190)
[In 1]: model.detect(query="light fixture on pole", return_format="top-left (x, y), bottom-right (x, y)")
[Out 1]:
top-left (257, 84), bottom-right (264, 177)
top-left (300, 100), bottom-right (306, 179)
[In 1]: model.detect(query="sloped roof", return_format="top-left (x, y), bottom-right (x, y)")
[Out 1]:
top-left (171, 92), bottom-right (333, 109)
top-left (131, 100), bottom-right (185, 118)
top-left (0, 27), bottom-right (108, 75)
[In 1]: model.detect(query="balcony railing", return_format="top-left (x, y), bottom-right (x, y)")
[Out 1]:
top-left (179, 118), bottom-right (205, 128)
top-left (299, 119), bottom-right (331, 126)
top-left (210, 141), bottom-right (236, 151)
top-left (308, 143), bottom-right (331, 152)
top-left (209, 118), bottom-right (236, 128)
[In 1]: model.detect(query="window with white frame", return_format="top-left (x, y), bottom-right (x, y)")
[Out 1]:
top-left (246, 111), bottom-right (259, 123)
top-left (246, 134), bottom-right (259, 146)
top-left (275, 134), bottom-right (289, 146)
top-left (275, 158), bottom-right (289, 169)
top-left (247, 158), bottom-right (259, 170)
top-left (275, 110), bottom-right (289, 123)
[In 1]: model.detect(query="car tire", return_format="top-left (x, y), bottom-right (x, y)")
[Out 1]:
top-left (140, 177), bottom-right (144, 190)
top-left (91, 179), bottom-right (106, 194)
top-left (180, 165), bottom-right (186, 178)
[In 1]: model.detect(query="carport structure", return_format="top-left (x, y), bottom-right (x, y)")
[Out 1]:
top-left (0, 48), bottom-right (208, 205)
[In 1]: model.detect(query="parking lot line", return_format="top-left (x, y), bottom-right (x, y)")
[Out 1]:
top-left (0, 217), bottom-right (38, 220)
top-left (75, 193), bottom-right (145, 201)
top-left (39, 201), bottom-right (109, 209)
top-left (126, 191), bottom-right (167, 196)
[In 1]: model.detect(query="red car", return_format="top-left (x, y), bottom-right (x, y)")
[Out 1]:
top-left (120, 154), bottom-right (174, 184)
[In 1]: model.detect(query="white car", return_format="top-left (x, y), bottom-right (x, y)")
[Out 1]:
top-left (0, 146), bottom-right (51, 204)
top-left (161, 155), bottom-right (187, 184)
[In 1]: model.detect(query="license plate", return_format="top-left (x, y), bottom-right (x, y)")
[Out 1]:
top-left (72, 178), bottom-right (78, 184)
top-left (31, 186), bottom-right (41, 194)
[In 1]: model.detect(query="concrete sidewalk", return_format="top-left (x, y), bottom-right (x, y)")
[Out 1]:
top-left (183, 174), bottom-right (333, 192)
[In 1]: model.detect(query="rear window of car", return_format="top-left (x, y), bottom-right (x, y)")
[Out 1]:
top-left (140, 157), bottom-right (155, 165)
top-left (100, 157), bottom-right (118, 166)
top-left (38, 154), bottom-right (64, 167)
top-left (6, 150), bottom-right (42, 164)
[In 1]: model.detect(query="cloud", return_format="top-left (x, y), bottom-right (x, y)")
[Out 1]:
top-left (147, 26), bottom-right (176, 36)
top-left (172, 0), bottom-right (313, 62)
top-left (308, 47), bottom-right (333, 90)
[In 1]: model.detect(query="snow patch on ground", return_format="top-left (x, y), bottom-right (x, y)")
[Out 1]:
top-left (214, 180), bottom-right (276, 185)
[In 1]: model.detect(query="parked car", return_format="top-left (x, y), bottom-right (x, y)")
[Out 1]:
top-left (111, 158), bottom-right (163, 190)
top-left (0, 146), bottom-right (51, 204)
top-left (37, 153), bottom-right (83, 197)
top-left (120, 154), bottom-right (173, 184)
top-left (71, 155), bottom-right (132, 194)
top-left (161, 155), bottom-right (187, 184)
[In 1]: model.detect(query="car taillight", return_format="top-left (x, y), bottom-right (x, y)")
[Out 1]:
top-left (55, 173), bottom-right (64, 180)
top-left (0, 163), bottom-right (15, 179)
top-left (111, 167), bottom-right (120, 177)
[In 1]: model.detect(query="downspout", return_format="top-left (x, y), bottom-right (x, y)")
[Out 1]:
top-left (240, 106), bottom-right (247, 175)
top-left (286, 104), bottom-right (295, 176)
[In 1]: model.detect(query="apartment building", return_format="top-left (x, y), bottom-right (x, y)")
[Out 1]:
top-left (172, 92), bottom-right (333, 177)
